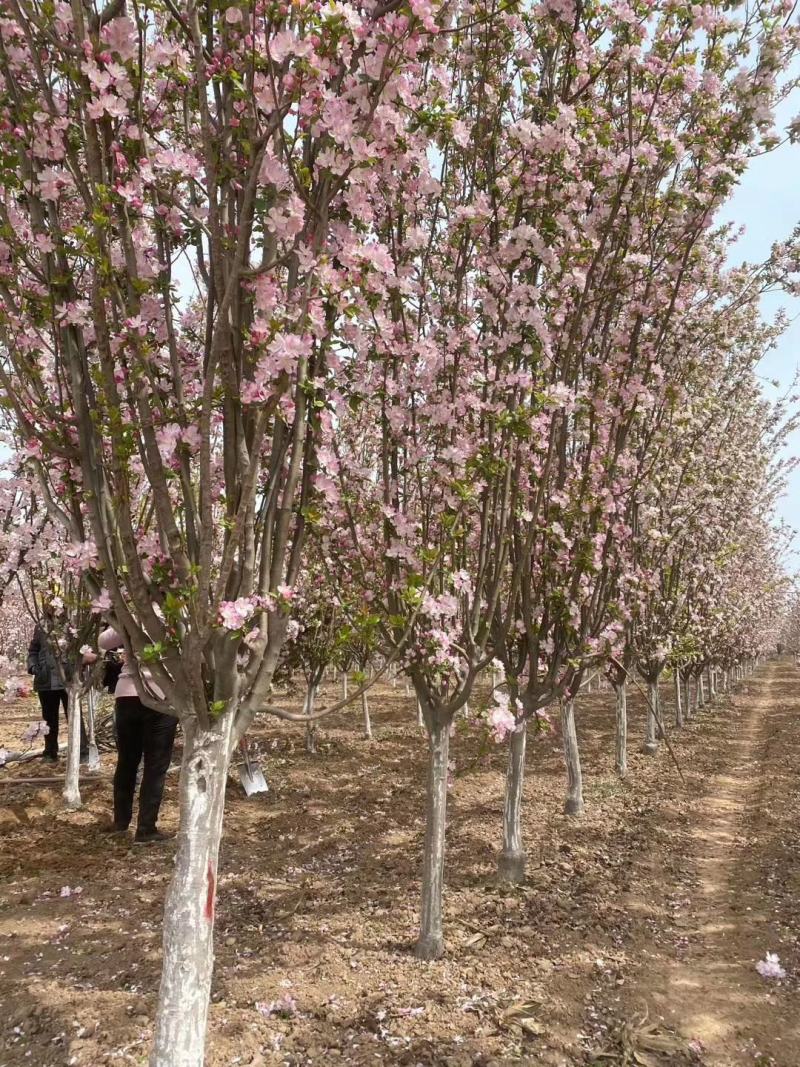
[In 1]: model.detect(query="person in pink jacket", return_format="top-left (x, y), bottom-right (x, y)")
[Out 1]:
top-left (99, 627), bottom-right (177, 843)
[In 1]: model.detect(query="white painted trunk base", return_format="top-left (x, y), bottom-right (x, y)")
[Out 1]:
top-left (62, 686), bottom-right (82, 810)
top-left (150, 719), bottom-right (233, 1067)
top-left (674, 669), bottom-right (683, 728)
top-left (561, 700), bottom-right (584, 816)
top-left (362, 690), bottom-right (372, 740)
top-left (415, 717), bottom-right (450, 959)
top-left (614, 682), bottom-right (627, 778)
top-left (642, 679), bottom-right (659, 755)
top-left (498, 724), bottom-right (527, 882)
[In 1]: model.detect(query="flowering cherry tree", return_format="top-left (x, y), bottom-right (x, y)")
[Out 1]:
top-left (0, 1), bottom-right (447, 1061)
top-left (0, 463), bottom-right (99, 804)
top-left (319, 0), bottom-right (799, 938)
top-left (0, 0), bottom-right (796, 1057)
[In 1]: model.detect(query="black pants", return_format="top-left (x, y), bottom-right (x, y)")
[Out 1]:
top-left (38, 690), bottom-right (88, 759)
top-left (113, 697), bottom-right (178, 832)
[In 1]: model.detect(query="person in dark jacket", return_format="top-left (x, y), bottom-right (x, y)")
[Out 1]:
top-left (27, 620), bottom-right (88, 763)
top-left (99, 626), bottom-right (177, 843)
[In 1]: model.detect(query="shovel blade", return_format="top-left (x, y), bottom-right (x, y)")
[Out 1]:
top-left (239, 764), bottom-right (268, 796)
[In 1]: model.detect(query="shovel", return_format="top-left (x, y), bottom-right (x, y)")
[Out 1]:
top-left (238, 738), bottom-right (268, 796)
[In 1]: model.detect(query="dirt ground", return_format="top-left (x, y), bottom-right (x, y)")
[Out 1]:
top-left (0, 660), bottom-right (797, 1067)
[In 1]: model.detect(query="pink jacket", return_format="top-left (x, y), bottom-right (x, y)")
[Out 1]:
top-left (99, 627), bottom-right (166, 704)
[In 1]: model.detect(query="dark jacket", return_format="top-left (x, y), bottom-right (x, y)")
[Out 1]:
top-left (27, 626), bottom-right (64, 693)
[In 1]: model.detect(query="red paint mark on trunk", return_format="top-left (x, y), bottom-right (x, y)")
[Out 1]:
top-left (205, 862), bottom-right (215, 922)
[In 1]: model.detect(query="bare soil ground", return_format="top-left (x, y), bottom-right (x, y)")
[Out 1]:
top-left (0, 660), bottom-right (797, 1067)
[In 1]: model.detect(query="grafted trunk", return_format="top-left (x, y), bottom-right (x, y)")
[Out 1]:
top-left (674, 669), bottom-right (683, 728)
top-left (498, 723), bottom-right (527, 883)
top-left (642, 679), bottom-right (659, 754)
top-left (150, 718), bottom-right (232, 1067)
top-left (561, 699), bottom-right (584, 816)
top-left (415, 713), bottom-right (450, 960)
top-left (362, 690), bottom-right (372, 740)
top-left (614, 681), bottom-right (627, 778)
top-left (62, 685), bottom-right (82, 810)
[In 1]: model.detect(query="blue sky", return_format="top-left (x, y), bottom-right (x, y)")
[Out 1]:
top-left (718, 92), bottom-right (800, 564)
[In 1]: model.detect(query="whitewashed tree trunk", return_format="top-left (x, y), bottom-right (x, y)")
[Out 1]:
top-left (643, 679), bottom-right (659, 754)
top-left (341, 672), bottom-right (348, 701)
top-left (62, 685), bottom-right (82, 810)
top-left (417, 697), bottom-right (424, 728)
top-left (684, 672), bottom-right (693, 720)
top-left (561, 699), bottom-right (584, 816)
top-left (415, 714), bottom-right (450, 959)
top-left (674, 669), bottom-right (683, 727)
top-left (698, 673), bottom-right (706, 708)
top-left (498, 723), bottom-right (527, 883)
top-left (86, 688), bottom-right (101, 771)
top-left (614, 681), bottom-right (627, 778)
top-left (710, 667), bottom-right (717, 699)
top-left (150, 718), bottom-right (232, 1067)
top-left (362, 690), bottom-right (372, 739)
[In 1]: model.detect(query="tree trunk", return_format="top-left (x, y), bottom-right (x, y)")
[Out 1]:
top-left (304, 682), bottom-right (318, 754)
top-left (674, 669), bottom-right (683, 728)
top-left (498, 723), bottom-right (527, 883)
top-left (362, 690), bottom-right (372, 740)
top-left (415, 714), bottom-right (450, 960)
top-left (561, 699), bottom-right (584, 816)
top-left (341, 672), bottom-right (348, 701)
top-left (614, 681), bottom-right (627, 778)
top-left (684, 672), bottom-right (693, 720)
top-left (643, 679), bottom-right (659, 754)
top-left (417, 698), bottom-right (424, 728)
top-left (709, 667), bottom-right (717, 700)
top-left (698, 673), bottom-right (706, 708)
top-left (86, 687), bottom-right (101, 770)
top-left (150, 718), bottom-right (232, 1067)
top-left (62, 685), bottom-right (82, 810)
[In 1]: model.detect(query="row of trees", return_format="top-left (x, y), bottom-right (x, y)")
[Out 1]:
top-left (0, 0), bottom-right (797, 1063)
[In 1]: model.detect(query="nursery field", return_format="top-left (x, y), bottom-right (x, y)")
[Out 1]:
top-left (0, 661), bottom-right (797, 1067)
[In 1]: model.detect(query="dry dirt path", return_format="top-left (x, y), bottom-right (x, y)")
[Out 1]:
top-left (0, 664), bottom-right (798, 1067)
top-left (613, 660), bottom-right (800, 1066)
